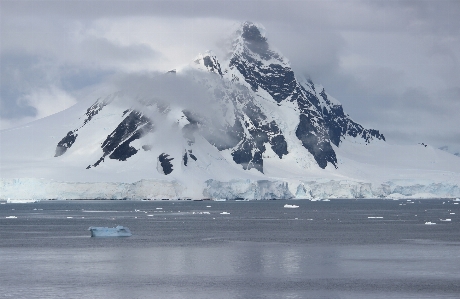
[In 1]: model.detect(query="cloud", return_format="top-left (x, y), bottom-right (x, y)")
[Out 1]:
top-left (21, 86), bottom-right (77, 119)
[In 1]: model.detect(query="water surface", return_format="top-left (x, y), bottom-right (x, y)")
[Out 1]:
top-left (1, 199), bottom-right (459, 298)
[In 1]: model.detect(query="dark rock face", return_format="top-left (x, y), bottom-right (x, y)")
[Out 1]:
top-left (229, 23), bottom-right (296, 103)
top-left (318, 89), bottom-right (385, 146)
top-left (229, 22), bottom-right (337, 169)
top-left (230, 101), bottom-right (288, 172)
top-left (296, 114), bottom-right (337, 169)
top-left (91, 110), bottom-right (154, 168)
top-left (158, 153), bottom-right (174, 175)
top-left (54, 131), bottom-right (77, 157)
top-left (54, 96), bottom-right (115, 158)
top-left (83, 95), bottom-right (114, 126)
top-left (183, 83), bottom-right (288, 173)
top-left (202, 55), bottom-right (223, 76)
top-left (227, 22), bottom-right (384, 169)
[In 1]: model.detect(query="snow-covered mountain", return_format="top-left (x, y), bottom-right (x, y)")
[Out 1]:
top-left (1, 22), bottom-right (459, 200)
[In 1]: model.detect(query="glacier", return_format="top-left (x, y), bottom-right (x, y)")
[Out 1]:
top-left (1, 177), bottom-right (459, 200)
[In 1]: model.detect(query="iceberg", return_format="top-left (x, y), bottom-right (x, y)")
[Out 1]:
top-left (88, 225), bottom-right (132, 237)
top-left (7, 198), bottom-right (39, 203)
top-left (284, 204), bottom-right (299, 208)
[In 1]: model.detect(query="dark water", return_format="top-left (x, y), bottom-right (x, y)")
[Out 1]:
top-left (1, 199), bottom-right (459, 298)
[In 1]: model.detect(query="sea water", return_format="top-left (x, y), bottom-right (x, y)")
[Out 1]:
top-left (1, 199), bottom-right (459, 298)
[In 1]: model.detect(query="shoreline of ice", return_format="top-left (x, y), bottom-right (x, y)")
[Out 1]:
top-left (1, 178), bottom-right (459, 201)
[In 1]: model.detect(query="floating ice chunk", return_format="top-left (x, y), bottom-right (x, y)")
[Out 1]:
top-left (7, 199), bottom-right (39, 203)
top-left (220, 212), bottom-right (230, 215)
top-left (147, 215), bottom-right (153, 217)
top-left (424, 222), bottom-right (436, 225)
top-left (67, 217), bottom-right (73, 219)
top-left (284, 204), bottom-right (299, 208)
top-left (368, 216), bottom-right (383, 219)
top-left (206, 206), bottom-right (211, 208)
top-left (5, 216), bottom-right (17, 219)
top-left (450, 213), bottom-right (455, 215)
top-left (454, 198), bottom-right (460, 202)
top-left (440, 219), bottom-right (451, 222)
top-left (156, 208), bottom-right (163, 210)
top-left (88, 225), bottom-right (132, 237)
top-left (193, 211), bottom-right (211, 215)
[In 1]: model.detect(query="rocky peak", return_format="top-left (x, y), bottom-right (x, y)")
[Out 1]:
top-left (193, 51), bottom-right (223, 76)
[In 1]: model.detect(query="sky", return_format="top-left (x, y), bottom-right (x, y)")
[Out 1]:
top-left (1, 0), bottom-right (459, 154)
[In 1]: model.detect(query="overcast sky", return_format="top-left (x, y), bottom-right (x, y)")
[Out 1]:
top-left (1, 0), bottom-right (459, 154)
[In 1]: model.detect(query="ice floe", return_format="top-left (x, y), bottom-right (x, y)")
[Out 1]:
top-left (284, 204), bottom-right (299, 208)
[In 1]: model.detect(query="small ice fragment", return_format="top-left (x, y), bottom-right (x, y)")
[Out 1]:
top-left (284, 204), bottom-right (299, 208)
top-left (206, 206), bottom-right (211, 208)
top-left (440, 219), bottom-right (451, 222)
top-left (368, 216), bottom-right (383, 219)
top-left (454, 203), bottom-right (459, 205)
top-left (424, 221), bottom-right (436, 225)
top-left (220, 212), bottom-right (230, 215)
top-left (147, 215), bottom-right (153, 217)
top-left (6, 216), bottom-right (17, 219)
top-left (156, 208), bottom-right (163, 210)
top-left (450, 213), bottom-right (455, 215)
top-left (67, 217), bottom-right (73, 219)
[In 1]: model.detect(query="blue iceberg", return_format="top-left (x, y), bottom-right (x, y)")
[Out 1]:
top-left (88, 225), bottom-right (132, 237)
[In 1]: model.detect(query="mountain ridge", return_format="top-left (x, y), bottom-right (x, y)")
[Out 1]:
top-left (1, 21), bottom-right (459, 200)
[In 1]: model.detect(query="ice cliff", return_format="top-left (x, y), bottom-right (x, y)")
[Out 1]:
top-left (1, 178), bottom-right (459, 200)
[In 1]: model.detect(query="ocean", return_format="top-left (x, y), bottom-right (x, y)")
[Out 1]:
top-left (1, 199), bottom-right (459, 298)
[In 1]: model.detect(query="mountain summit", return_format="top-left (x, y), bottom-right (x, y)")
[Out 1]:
top-left (2, 21), bottom-right (459, 200)
top-left (54, 21), bottom-right (384, 173)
